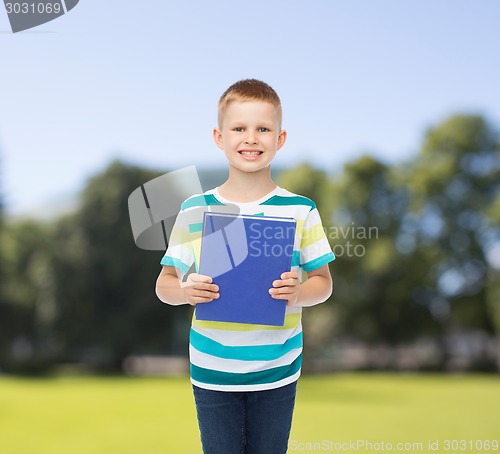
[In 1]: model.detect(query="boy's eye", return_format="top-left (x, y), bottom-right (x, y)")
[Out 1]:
top-left (232, 127), bottom-right (269, 132)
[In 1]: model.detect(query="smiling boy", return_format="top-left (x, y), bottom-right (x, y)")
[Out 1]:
top-left (155, 79), bottom-right (335, 453)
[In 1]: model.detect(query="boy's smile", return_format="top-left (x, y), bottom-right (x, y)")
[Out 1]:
top-left (238, 149), bottom-right (263, 160)
top-left (213, 100), bottom-right (286, 174)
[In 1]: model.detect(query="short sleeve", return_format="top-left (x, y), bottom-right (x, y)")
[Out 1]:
top-left (160, 208), bottom-right (195, 280)
top-left (299, 206), bottom-right (335, 272)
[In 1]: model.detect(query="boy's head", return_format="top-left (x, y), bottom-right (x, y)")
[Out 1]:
top-left (213, 79), bottom-right (287, 171)
top-left (218, 79), bottom-right (282, 130)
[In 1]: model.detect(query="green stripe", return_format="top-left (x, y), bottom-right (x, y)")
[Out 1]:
top-left (291, 250), bottom-right (301, 266)
top-left (160, 256), bottom-right (190, 274)
top-left (181, 194), bottom-right (225, 210)
top-left (260, 195), bottom-right (316, 209)
top-left (190, 353), bottom-right (302, 386)
top-left (302, 252), bottom-right (335, 272)
top-left (192, 312), bottom-right (301, 331)
top-left (189, 222), bottom-right (203, 233)
top-left (190, 329), bottom-right (302, 361)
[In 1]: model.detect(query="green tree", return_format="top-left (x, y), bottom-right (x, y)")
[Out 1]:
top-left (406, 114), bottom-right (500, 369)
top-left (0, 152), bottom-right (46, 372)
top-left (328, 156), bottom-right (435, 349)
top-left (52, 160), bottom-right (190, 371)
top-left (0, 219), bottom-right (55, 372)
top-left (0, 151), bottom-right (4, 308)
top-left (277, 161), bottom-right (331, 220)
top-left (0, 151), bottom-right (4, 307)
top-left (409, 115), bottom-right (500, 332)
top-left (485, 190), bottom-right (500, 346)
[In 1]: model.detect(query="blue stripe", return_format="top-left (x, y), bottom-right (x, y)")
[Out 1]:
top-left (181, 194), bottom-right (225, 210)
top-left (301, 251), bottom-right (335, 272)
top-left (291, 250), bottom-right (301, 267)
top-left (190, 329), bottom-right (302, 361)
top-left (260, 195), bottom-right (316, 209)
top-left (160, 256), bottom-right (190, 274)
top-left (189, 222), bottom-right (203, 233)
top-left (191, 353), bottom-right (302, 386)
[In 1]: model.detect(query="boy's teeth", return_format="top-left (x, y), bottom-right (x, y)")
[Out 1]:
top-left (241, 151), bottom-right (261, 155)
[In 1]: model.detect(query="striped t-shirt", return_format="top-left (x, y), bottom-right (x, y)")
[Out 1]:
top-left (160, 185), bottom-right (335, 391)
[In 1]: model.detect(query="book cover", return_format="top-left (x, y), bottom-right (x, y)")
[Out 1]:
top-left (196, 211), bottom-right (297, 326)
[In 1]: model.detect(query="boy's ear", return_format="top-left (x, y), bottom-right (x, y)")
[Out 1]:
top-left (277, 129), bottom-right (287, 150)
top-left (213, 127), bottom-right (224, 150)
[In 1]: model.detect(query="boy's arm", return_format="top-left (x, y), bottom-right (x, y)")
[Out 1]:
top-left (269, 264), bottom-right (333, 307)
top-left (155, 266), bottom-right (219, 306)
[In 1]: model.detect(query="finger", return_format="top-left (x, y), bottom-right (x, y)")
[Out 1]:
top-left (269, 287), bottom-right (287, 296)
top-left (269, 290), bottom-right (280, 299)
top-left (195, 290), bottom-right (220, 299)
top-left (189, 294), bottom-right (205, 304)
top-left (198, 282), bottom-right (219, 292)
top-left (272, 278), bottom-right (296, 287)
top-left (269, 291), bottom-right (287, 300)
top-left (191, 273), bottom-right (213, 284)
top-left (280, 271), bottom-right (299, 280)
top-left (191, 296), bottom-right (213, 304)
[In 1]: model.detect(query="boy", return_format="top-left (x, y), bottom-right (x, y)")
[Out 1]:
top-left (155, 79), bottom-right (335, 453)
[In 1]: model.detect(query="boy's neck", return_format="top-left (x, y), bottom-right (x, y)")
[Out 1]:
top-left (218, 168), bottom-right (277, 203)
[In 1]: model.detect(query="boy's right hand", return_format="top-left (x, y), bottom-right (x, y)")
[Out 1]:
top-left (182, 273), bottom-right (220, 306)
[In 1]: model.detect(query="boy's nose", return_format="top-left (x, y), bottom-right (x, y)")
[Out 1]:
top-left (244, 134), bottom-right (257, 144)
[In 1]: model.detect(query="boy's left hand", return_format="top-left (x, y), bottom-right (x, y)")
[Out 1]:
top-left (269, 271), bottom-right (300, 306)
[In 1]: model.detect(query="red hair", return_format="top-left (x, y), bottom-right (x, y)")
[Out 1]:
top-left (218, 79), bottom-right (282, 128)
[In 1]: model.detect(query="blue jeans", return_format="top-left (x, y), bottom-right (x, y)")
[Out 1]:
top-left (192, 381), bottom-right (297, 454)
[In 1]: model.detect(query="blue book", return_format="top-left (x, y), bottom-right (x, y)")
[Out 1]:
top-left (196, 212), bottom-right (297, 326)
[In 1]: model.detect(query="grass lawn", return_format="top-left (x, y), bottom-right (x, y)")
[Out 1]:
top-left (0, 373), bottom-right (498, 453)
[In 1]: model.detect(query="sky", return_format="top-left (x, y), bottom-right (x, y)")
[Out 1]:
top-left (1, 0), bottom-right (499, 216)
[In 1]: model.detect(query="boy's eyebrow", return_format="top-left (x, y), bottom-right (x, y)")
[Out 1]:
top-left (227, 120), bottom-right (276, 127)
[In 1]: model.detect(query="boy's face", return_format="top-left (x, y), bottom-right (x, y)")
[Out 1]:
top-left (213, 100), bottom-right (286, 174)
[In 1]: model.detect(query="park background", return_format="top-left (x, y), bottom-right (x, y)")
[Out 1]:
top-left (1, 1), bottom-right (499, 452)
